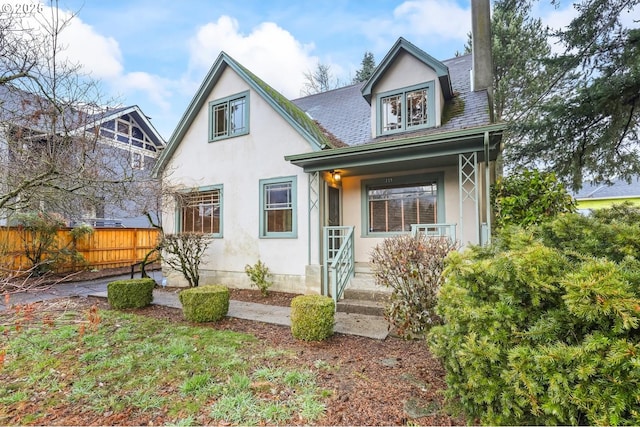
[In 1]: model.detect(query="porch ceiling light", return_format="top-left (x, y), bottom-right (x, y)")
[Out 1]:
top-left (331, 170), bottom-right (341, 181)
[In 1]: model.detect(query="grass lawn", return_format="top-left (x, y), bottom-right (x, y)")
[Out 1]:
top-left (0, 301), bottom-right (329, 425)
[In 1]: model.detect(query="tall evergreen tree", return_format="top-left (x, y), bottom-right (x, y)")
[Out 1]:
top-left (513, 0), bottom-right (640, 189)
top-left (491, 0), bottom-right (551, 122)
top-left (353, 52), bottom-right (376, 83)
top-left (471, 0), bottom-right (640, 189)
top-left (463, 1), bottom-right (551, 121)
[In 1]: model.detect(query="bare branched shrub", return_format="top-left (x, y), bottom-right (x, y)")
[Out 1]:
top-left (160, 233), bottom-right (213, 287)
top-left (370, 234), bottom-right (458, 339)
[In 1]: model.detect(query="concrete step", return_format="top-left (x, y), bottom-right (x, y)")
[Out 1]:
top-left (354, 262), bottom-right (373, 274)
top-left (348, 273), bottom-right (379, 292)
top-left (336, 298), bottom-right (386, 316)
top-left (342, 288), bottom-right (390, 303)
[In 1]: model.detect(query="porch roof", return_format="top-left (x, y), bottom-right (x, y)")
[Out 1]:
top-left (285, 123), bottom-right (506, 176)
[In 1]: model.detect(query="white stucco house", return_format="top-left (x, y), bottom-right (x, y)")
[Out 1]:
top-left (154, 24), bottom-right (504, 300)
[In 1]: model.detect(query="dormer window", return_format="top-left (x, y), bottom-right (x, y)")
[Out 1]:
top-left (379, 82), bottom-right (435, 135)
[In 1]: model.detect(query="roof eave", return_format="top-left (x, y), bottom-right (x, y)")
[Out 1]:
top-left (361, 37), bottom-right (452, 103)
top-left (153, 52), bottom-right (330, 177)
top-left (286, 123), bottom-right (506, 172)
top-left (85, 105), bottom-right (166, 148)
top-left (287, 123), bottom-right (505, 160)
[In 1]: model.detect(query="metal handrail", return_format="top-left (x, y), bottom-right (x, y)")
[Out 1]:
top-left (323, 226), bottom-right (355, 306)
top-left (330, 226), bottom-right (354, 305)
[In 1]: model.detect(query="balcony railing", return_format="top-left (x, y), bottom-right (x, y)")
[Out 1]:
top-left (410, 223), bottom-right (457, 240)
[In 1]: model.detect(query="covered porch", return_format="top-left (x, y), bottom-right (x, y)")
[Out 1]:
top-left (286, 124), bottom-right (505, 302)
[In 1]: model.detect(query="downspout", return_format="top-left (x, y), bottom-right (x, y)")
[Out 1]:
top-left (484, 131), bottom-right (491, 245)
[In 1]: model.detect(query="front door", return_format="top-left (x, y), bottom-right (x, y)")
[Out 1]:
top-left (324, 184), bottom-right (343, 296)
top-left (327, 185), bottom-right (340, 226)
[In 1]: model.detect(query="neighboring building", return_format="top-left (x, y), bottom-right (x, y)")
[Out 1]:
top-left (574, 178), bottom-right (640, 213)
top-left (0, 84), bottom-right (166, 228)
top-left (153, 5), bottom-right (504, 297)
top-left (75, 105), bottom-right (167, 227)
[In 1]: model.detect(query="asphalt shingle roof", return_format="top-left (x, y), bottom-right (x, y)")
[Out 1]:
top-left (292, 83), bottom-right (371, 146)
top-left (574, 178), bottom-right (640, 199)
top-left (290, 53), bottom-right (490, 147)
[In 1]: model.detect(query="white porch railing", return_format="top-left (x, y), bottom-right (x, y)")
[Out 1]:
top-left (323, 226), bottom-right (355, 305)
top-left (410, 223), bottom-right (457, 240)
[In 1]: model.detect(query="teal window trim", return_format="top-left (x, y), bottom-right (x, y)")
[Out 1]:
top-left (208, 91), bottom-right (250, 142)
top-left (361, 172), bottom-right (444, 238)
top-left (259, 176), bottom-right (297, 239)
top-left (176, 184), bottom-right (224, 238)
top-left (377, 81), bottom-right (435, 136)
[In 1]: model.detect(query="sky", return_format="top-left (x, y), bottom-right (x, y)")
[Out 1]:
top-left (5, 0), bottom-right (640, 140)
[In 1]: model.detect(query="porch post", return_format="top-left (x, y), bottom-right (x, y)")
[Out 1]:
top-left (459, 152), bottom-right (480, 244)
top-left (308, 171), bottom-right (320, 265)
top-left (484, 131), bottom-right (492, 245)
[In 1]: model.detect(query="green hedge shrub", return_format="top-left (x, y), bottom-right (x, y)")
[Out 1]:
top-left (179, 285), bottom-right (229, 322)
top-left (107, 278), bottom-right (155, 309)
top-left (491, 168), bottom-right (576, 229)
top-left (429, 219), bottom-right (640, 425)
top-left (536, 206), bottom-right (640, 262)
top-left (290, 295), bottom-right (334, 341)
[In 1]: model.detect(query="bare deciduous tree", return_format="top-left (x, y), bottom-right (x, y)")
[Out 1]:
top-left (0, 2), bottom-right (156, 224)
top-left (300, 62), bottom-right (342, 95)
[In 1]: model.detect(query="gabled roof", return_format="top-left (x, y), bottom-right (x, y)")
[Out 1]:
top-left (291, 53), bottom-right (490, 147)
top-left (360, 37), bottom-right (453, 103)
top-left (0, 84), bottom-right (165, 149)
top-left (153, 52), bottom-right (337, 176)
top-left (87, 105), bottom-right (165, 149)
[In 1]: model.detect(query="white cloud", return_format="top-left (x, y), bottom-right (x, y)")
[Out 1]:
top-left (393, 0), bottom-right (470, 41)
top-left (188, 16), bottom-right (320, 98)
top-left (115, 72), bottom-right (172, 110)
top-left (58, 15), bottom-right (123, 79)
top-left (5, 2), bottom-right (124, 79)
top-left (537, 4), bottom-right (578, 33)
top-left (354, 0), bottom-right (471, 60)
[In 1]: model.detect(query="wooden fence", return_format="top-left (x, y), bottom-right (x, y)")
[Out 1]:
top-left (0, 227), bottom-right (161, 272)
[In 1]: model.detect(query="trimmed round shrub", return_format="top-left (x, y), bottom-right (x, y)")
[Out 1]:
top-left (179, 285), bottom-right (229, 322)
top-left (107, 278), bottom-right (155, 309)
top-left (290, 295), bottom-right (335, 341)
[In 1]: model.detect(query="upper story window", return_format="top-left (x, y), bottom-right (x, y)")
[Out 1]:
top-left (98, 115), bottom-right (159, 154)
top-left (209, 92), bottom-right (249, 141)
top-left (379, 82), bottom-right (434, 135)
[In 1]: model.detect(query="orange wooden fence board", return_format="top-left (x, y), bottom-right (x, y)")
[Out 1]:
top-left (0, 227), bottom-right (161, 272)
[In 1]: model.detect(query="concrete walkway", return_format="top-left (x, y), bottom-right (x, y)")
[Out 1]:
top-left (1, 275), bottom-right (389, 340)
